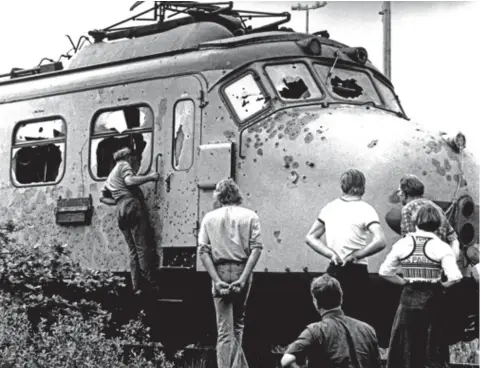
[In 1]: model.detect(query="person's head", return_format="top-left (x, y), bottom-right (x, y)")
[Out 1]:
top-left (340, 169), bottom-right (365, 197)
top-left (310, 274), bottom-right (343, 312)
top-left (213, 178), bottom-right (243, 206)
top-left (399, 175), bottom-right (424, 205)
top-left (113, 147), bottom-right (132, 163)
top-left (413, 204), bottom-right (442, 233)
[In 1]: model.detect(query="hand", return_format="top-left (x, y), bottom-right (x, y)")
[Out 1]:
top-left (149, 172), bottom-right (160, 182)
top-left (229, 278), bottom-right (246, 293)
top-left (342, 252), bottom-right (358, 266)
top-left (330, 253), bottom-right (343, 266)
top-left (214, 280), bottom-right (231, 295)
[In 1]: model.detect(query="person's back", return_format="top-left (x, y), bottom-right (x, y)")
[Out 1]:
top-left (282, 275), bottom-right (381, 368)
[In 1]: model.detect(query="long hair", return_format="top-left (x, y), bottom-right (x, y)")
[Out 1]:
top-left (340, 169), bottom-right (366, 196)
top-left (214, 178), bottom-right (243, 206)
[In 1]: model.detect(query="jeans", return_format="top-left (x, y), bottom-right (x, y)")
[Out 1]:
top-left (117, 196), bottom-right (156, 293)
top-left (213, 262), bottom-right (252, 368)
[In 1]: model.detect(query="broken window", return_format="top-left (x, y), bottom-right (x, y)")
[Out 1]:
top-left (173, 100), bottom-right (194, 171)
top-left (90, 106), bottom-right (153, 179)
top-left (374, 80), bottom-right (403, 114)
top-left (266, 63), bottom-right (322, 100)
top-left (224, 73), bottom-right (268, 123)
top-left (11, 119), bottom-right (66, 185)
top-left (314, 64), bottom-right (381, 105)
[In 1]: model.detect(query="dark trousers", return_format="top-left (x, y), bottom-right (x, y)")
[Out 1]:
top-left (117, 196), bottom-right (156, 293)
top-left (327, 263), bottom-right (370, 323)
top-left (387, 283), bottom-right (448, 368)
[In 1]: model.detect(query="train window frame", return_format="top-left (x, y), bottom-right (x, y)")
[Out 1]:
top-left (172, 99), bottom-right (195, 172)
top-left (373, 79), bottom-right (403, 115)
top-left (313, 62), bottom-right (382, 106)
top-left (220, 71), bottom-right (271, 126)
top-left (88, 104), bottom-right (154, 182)
top-left (263, 61), bottom-right (324, 102)
top-left (10, 116), bottom-right (67, 188)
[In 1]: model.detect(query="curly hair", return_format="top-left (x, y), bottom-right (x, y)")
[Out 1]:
top-left (214, 178), bottom-right (243, 206)
top-left (340, 169), bottom-right (366, 196)
top-left (113, 147), bottom-right (132, 162)
top-left (400, 174), bottom-right (424, 197)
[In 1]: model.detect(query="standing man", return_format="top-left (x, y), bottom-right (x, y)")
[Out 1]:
top-left (198, 178), bottom-right (263, 368)
top-left (281, 274), bottom-right (381, 368)
top-left (305, 169), bottom-right (386, 322)
top-left (99, 147), bottom-right (159, 295)
top-left (398, 174), bottom-right (460, 259)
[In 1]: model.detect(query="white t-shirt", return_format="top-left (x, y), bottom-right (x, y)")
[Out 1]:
top-left (318, 198), bottom-right (380, 265)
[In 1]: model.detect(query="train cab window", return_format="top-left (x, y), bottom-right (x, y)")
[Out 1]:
top-left (314, 64), bottom-right (381, 105)
top-left (223, 73), bottom-right (268, 123)
top-left (265, 63), bottom-right (322, 100)
top-left (173, 100), bottom-right (195, 171)
top-left (374, 79), bottom-right (403, 114)
top-left (90, 106), bottom-right (153, 180)
top-left (11, 119), bottom-right (66, 186)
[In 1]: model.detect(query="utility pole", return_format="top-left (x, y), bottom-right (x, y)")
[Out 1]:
top-left (291, 2), bottom-right (327, 34)
top-left (380, 1), bottom-right (392, 80)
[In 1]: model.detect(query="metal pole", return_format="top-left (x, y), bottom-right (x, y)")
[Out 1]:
top-left (292, 2), bottom-right (327, 34)
top-left (306, 8), bottom-right (309, 33)
top-left (381, 1), bottom-right (392, 80)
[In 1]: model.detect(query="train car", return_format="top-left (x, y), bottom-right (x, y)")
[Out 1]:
top-left (0, 2), bottom-right (477, 363)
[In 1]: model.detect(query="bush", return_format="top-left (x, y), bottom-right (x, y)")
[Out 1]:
top-left (0, 221), bottom-right (178, 367)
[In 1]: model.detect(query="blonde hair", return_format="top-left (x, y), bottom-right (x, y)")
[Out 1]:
top-left (113, 147), bottom-right (131, 162)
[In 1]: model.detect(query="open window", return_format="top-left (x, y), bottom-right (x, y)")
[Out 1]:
top-left (223, 73), bottom-right (269, 124)
top-left (90, 105), bottom-right (153, 180)
top-left (11, 118), bottom-right (66, 186)
top-left (314, 64), bottom-right (381, 105)
top-left (374, 79), bottom-right (403, 114)
top-left (265, 63), bottom-right (322, 101)
top-left (173, 100), bottom-right (195, 171)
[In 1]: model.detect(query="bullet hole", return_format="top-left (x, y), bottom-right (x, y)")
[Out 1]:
top-left (247, 137), bottom-right (252, 143)
top-left (367, 139), bottom-right (378, 148)
top-left (275, 142), bottom-right (280, 148)
top-left (292, 162), bottom-right (299, 169)
top-left (257, 149), bottom-right (263, 156)
top-left (330, 76), bottom-right (363, 99)
top-left (278, 133), bottom-right (284, 139)
top-left (306, 161), bottom-right (315, 168)
top-left (224, 130), bottom-right (235, 139)
top-left (422, 171), bottom-right (427, 176)
top-left (446, 175), bottom-right (452, 181)
top-left (273, 231), bottom-right (281, 238)
top-left (321, 136), bottom-right (327, 141)
top-left (284, 156), bottom-right (294, 169)
top-left (431, 158), bottom-right (441, 167)
top-left (304, 132), bottom-right (314, 144)
top-left (444, 159), bottom-right (451, 171)
top-left (278, 76), bottom-right (311, 99)
top-left (277, 238), bottom-right (282, 243)
top-left (289, 171), bottom-right (299, 184)
top-left (278, 125), bottom-right (285, 131)
top-left (253, 158), bottom-right (257, 163)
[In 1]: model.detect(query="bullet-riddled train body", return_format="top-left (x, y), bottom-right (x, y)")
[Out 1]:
top-left (0, 2), bottom-right (477, 356)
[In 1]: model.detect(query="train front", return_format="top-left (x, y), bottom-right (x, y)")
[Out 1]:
top-left (197, 32), bottom-right (479, 350)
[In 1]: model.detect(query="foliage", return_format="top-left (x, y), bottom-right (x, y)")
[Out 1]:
top-left (0, 221), bottom-right (177, 367)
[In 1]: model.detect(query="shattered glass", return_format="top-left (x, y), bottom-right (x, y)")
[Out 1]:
top-left (266, 63), bottom-right (322, 100)
top-left (173, 100), bottom-right (194, 171)
top-left (314, 64), bottom-right (381, 105)
top-left (224, 73), bottom-right (268, 122)
top-left (12, 119), bottom-right (66, 185)
top-left (91, 106), bottom-right (153, 179)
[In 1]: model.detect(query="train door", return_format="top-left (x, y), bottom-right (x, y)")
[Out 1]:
top-left (159, 75), bottom-right (203, 268)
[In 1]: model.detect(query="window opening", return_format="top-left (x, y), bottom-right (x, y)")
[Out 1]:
top-left (224, 73), bottom-right (268, 122)
top-left (374, 80), bottom-right (403, 114)
top-left (266, 63), bottom-right (322, 100)
top-left (90, 106), bottom-right (153, 179)
top-left (315, 64), bottom-right (381, 105)
top-left (173, 100), bottom-right (195, 171)
top-left (11, 119), bottom-right (66, 185)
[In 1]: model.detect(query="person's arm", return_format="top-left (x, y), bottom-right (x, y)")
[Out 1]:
top-left (400, 205), bottom-right (415, 237)
top-left (99, 187), bottom-right (116, 206)
top-left (281, 327), bottom-right (316, 368)
top-left (230, 215), bottom-right (263, 292)
top-left (124, 172), bottom-right (159, 187)
top-left (305, 219), bottom-right (342, 265)
top-left (437, 241), bottom-right (463, 288)
top-left (379, 238), bottom-right (409, 285)
top-left (369, 329), bottom-right (382, 368)
top-left (344, 223), bottom-right (386, 264)
top-left (197, 218), bottom-right (230, 294)
top-left (280, 354), bottom-right (301, 368)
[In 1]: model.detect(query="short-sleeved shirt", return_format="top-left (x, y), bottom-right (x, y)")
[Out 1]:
top-left (379, 229), bottom-right (462, 282)
top-left (401, 198), bottom-right (457, 243)
top-left (104, 161), bottom-right (135, 201)
top-left (198, 205), bottom-right (263, 264)
top-left (318, 198), bottom-right (380, 265)
top-left (285, 309), bottom-right (381, 368)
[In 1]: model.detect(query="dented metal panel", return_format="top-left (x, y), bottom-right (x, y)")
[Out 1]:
top-left (197, 142), bottom-right (233, 190)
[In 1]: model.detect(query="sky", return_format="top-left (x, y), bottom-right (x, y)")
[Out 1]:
top-left (0, 1), bottom-right (478, 155)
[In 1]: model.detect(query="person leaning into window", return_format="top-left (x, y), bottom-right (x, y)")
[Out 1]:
top-left (197, 178), bottom-right (263, 368)
top-left (379, 204), bottom-right (462, 368)
top-left (305, 169), bottom-right (386, 323)
top-left (99, 147), bottom-right (160, 296)
top-left (281, 274), bottom-right (381, 368)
